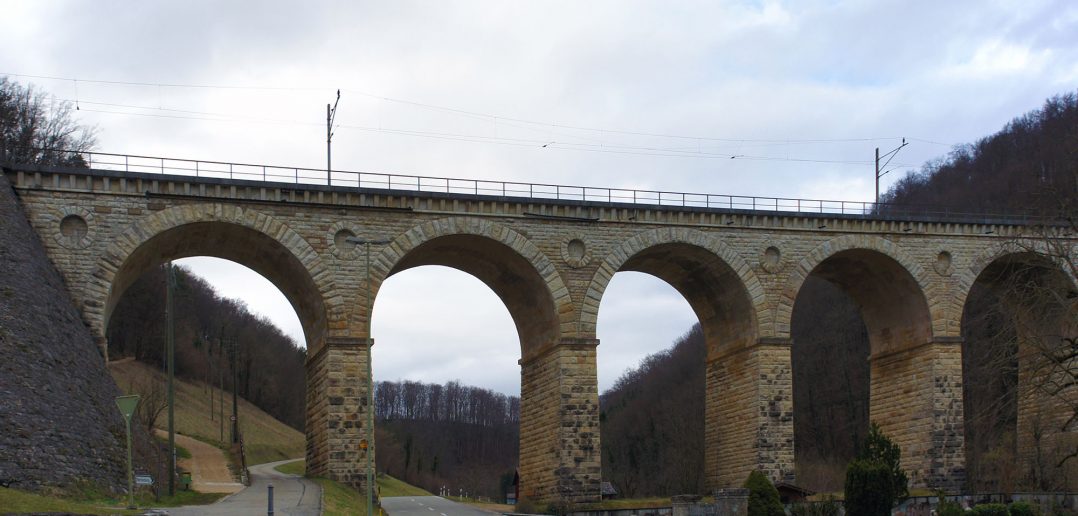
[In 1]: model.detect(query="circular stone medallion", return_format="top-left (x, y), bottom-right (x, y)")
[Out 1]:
top-left (562, 237), bottom-right (591, 268)
top-left (761, 246), bottom-right (782, 273)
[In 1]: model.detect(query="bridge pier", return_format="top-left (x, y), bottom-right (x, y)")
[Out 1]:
top-left (305, 336), bottom-right (373, 493)
top-left (519, 338), bottom-right (601, 504)
top-left (706, 338), bottom-right (795, 489)
top-left (870, 338), bottom-right (966, 492)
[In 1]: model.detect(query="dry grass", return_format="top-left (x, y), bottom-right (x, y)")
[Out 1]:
top-left (109, 359), bottom-right (304, 465)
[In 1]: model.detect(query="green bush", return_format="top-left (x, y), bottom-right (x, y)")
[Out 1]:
top-left (844, 422), bottom-right (909, 516)
top-left (844, 459), bottom-right (894, 516)
top-left (936, 493), bottom-right (964, 516)
top-left (858, 422), bottom-right (908, 499)
top-left (969, 503), bottom-right (1010, 515)
top-left (788, 498), bottom-right (840, 516)
top-left (1007, 501), bottom-right (1037, 516)
top-left (742, 470), bottom-right (784, 516)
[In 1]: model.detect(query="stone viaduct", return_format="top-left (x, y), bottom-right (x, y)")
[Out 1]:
top-left (4, 159), bottom-right (1073, 501)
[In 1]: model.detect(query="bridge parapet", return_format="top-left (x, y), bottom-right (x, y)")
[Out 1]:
top-left (3, 150), bottom-right (1047, 226)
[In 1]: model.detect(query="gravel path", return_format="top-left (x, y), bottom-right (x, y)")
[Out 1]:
top-left (155, 430), bottom-right (244, 494)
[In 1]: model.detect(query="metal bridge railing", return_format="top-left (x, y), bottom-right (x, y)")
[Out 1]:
top-left (14, 149), bottom-right (1041, 223)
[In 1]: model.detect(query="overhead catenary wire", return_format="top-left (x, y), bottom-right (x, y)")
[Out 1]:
top-left (5, 71), bottom-right (955, 149)
top-left (78, 104), bottom-right (912, 166)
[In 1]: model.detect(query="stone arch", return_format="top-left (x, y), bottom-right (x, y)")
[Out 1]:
top-left (956, 240), bottom-right (1078, 318)
top-left (957, 242), bottom-right (1078, 490)
top-left (581, 227), bottom-right (764, 359)
top-left (783, 234), bottom-right (968, 490)
top-left (367, 217), bottom-right (571, 359)
top-left (777, 234), bottom-right (939, 351)
top-left (90, 203), bottom-right (336, 352)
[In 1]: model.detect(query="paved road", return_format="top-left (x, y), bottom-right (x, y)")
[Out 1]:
top-left (166, 459), bottom-right (320, 516)
top-left (381, 496), bottom-right (497, 516)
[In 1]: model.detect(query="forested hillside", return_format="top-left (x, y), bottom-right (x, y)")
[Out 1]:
top-left (882, 92), bottom-right (1077, 216)
top-left (108, 264), bottom-right (308, 430)
top-left (600, 326), bottom-right (706, 496)
top-left (375, 379), bottom-right (520, 500)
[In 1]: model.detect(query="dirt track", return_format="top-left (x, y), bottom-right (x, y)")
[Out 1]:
top-left (156, 430), bottom-right (244, 494)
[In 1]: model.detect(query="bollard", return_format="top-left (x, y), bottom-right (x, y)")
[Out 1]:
top-left (268, 483), bottom-right (274, 515)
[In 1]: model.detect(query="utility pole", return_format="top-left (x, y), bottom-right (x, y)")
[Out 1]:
top-left (231, 337), bottom-right (239, 445)
top-left (219, 335), bottom-right (224, 443)
top-left (208, 338), bottom-right (214, 422)
top-left (327, 89), bottom-right (341, 186)
top-left (165, 263), bottom-right (176, 497)
top-left (875, 138), bottom-right (908, 205)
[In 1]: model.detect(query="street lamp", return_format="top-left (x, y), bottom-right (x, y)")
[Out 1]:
top-left (345, 236), bottom-right (392, 516)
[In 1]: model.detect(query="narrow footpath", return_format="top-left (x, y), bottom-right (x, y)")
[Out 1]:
top-left (155, 430), bottom-right (244, 494)
top-left (166, 459), bottom-right (321, 516)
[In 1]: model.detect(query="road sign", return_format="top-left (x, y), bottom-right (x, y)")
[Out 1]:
top-left (230, 415), bottom-right (236, 421)
top-left (115, 395), bottom-right (140, 421)
top-left (115, 395), bottom-right (141, 510)
top-left (359, 439), bottom-right (368, 450)
top-left (135, 474), bottom-right (154, 486)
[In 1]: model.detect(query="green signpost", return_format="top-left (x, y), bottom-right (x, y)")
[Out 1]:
top-left (115, 394), bottom-right (141, 510)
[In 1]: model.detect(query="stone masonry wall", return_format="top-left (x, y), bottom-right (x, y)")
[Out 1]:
top-left (706, 342), bottom-right (794, 489)
top-left (304, 341), bottom-right (330, 477)
top-left (0, 173), bottom-right (159, 491)
top-left (306, 337), bottom-right (372, 491)
top-left (554, 340), bottom-right (601, 502)
top-left (519, 343), bottom-right (562, 501)
top-left (519, 340), bottom-right (601, 502)
top-left (754, 342), bottom-right (795, 483)
top-left (870, 341), bottom-right (966, 491)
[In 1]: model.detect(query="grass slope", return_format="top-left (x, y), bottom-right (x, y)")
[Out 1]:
top-left (109, 358), bottom-right (304, 465)
top-left (376, 474), bottom-right (433, 497)
top-left (0, 487), bottom-right (139, 515)
top-left (274, 460), bottom-right (430, 515)
top-left (0, 485), bottom-right (224, 514)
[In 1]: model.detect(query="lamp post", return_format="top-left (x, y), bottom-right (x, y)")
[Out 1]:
top-left (345, 236), bottom-right (391, 516)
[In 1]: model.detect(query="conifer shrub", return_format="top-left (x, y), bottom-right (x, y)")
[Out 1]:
top-left (1007, 501), bottom-right (1036, 516)
top-left (742, 470), bottom-right (784, 516)
top-left (843, 422), bottom-right (909, 516)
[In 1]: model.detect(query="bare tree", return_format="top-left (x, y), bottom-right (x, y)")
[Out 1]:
top-left (130, 375), bottom-right (169, 434)
top-left (0, 76), bottom-right (96, 166)
top-left (965, 201), bottom-right (1077, 490)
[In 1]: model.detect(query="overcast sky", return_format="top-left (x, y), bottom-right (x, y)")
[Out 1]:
top-left (3, 1), bottom-right (1075, 395)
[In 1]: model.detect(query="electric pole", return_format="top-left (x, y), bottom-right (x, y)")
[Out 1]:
top-left (165, 263), bottom-right (176, 497)
top-left (231, 337), bottom-right (239, 445)
top-left (875, 138), bottom-right (908, 205)
top-left (327, 89), bottom-right (340, 186)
